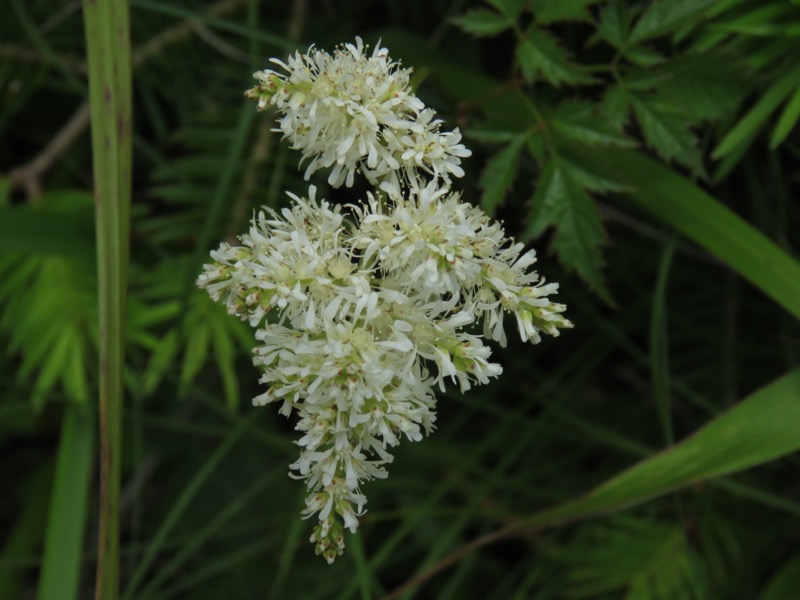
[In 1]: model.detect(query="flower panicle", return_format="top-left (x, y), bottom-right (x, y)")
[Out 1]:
top-left (244, 36), bottom-right (470, 196)
top-left (199, 37), bottom-right (571, 563)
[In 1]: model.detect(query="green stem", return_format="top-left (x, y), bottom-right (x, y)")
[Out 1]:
top-left (81, 1), bottom-right (133, 599)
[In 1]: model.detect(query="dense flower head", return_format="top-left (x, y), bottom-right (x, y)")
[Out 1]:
top-left (201, 38), bottom-right (571, 563)
top-left (244, 37), bottom-right (470, 196)
top-left (198, 183), bottom-right (571, 561)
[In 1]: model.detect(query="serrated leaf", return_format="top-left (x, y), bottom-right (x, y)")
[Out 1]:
top-left (631, 97), bottom-right (703, 174)
top-left (630, 0), bottom-right (718, 44)
top-left (451, 8), bottom-right (511, 37)
top-left (601, 85), bottom-right (631, 132)
top-left (625, 46), bottom-right (666, 67)
top-left (770, 84), bottom-right (800, 149)
top-left (596, 0), bottom-right (628, 48)
top-left (486, 0), bottom-right (526, 21)
top-left (529, 0), bottom-right (600, 23)
top-left (559, 154), bottom-right (631, 193)
top-left (517, 28), bottom-right (595, 86)
top-left (525, 161), bottom-right (610, 302)
top-left (656, 54), bottom-right (749, 122)
top-left (552, 101), bottom-right (634, 147)
top-left (479, 136), bottom-right (526, 215)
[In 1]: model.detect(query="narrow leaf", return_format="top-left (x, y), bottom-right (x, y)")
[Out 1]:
top-left (770, 84), bottom-right (800, 149)
top-left (531, 369), bottom-right (800, 526)
top-left (37, 408), bottom-right (94, 600)
top-left (600, 149), bottom-right (800, 321)
top-left (714, 62), bottom-right (800, 159)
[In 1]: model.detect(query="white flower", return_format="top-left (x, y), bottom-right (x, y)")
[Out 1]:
top-left (245, 37), bottom-right (470, 194)
top-left (200, 37), bottom-right (572, 564)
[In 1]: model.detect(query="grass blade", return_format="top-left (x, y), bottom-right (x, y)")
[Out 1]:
top-left (386, 369), bottom-right (800, 598)
top-left (530, 368), bottom-right (800, 524)
top-left (37, 408), bottom-right (94, 600)
top-left (602, 149), bottom-right (800, 322)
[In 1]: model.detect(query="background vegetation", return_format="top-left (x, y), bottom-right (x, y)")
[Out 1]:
top-left (2, 0), bottom-right (800, 598)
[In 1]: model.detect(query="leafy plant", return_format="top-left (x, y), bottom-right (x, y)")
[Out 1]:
top-left (1, 0), bottom-right (799, 598)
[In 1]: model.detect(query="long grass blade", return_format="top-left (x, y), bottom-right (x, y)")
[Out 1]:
top-left (37, 408), bottom-right (94, 600)
top-left (602, 149), bottom-right (800, 322)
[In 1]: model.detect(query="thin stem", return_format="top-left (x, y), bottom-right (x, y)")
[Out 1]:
top-left (82, 1), bottom-right (133, 599)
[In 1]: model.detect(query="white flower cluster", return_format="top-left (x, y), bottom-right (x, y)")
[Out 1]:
top-left (201, 38), bottom-right (571, 564)
top-left (244, 37), bottom-right (470, 197)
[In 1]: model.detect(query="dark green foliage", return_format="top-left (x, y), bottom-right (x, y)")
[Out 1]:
top-left (2, 1), bottom-right (800, 598)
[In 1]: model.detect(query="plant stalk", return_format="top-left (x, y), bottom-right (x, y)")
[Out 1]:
top-left (82, 1), bottom-right (133, 598)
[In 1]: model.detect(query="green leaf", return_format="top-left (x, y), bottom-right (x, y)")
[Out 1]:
top-left (601, 84), bottom-right (631, 132)
top-left (552, 100), bottom-right (634, 147)
top-left (630, 0), bottom-right (718, 44)
top-left (209, 313), bottom-right (242, 410)
top-left (656, 53), bottom-right (749, 122)
top-left (486, 0), bottom-right (526, 21)
top-left (631, 96), bottom-right (703, 174)
top-left (529, 0), bottom-right (600, 23)
top-left (600, 149), bottom-right (800, 321)
top-left (529, 369), bottom-right (800, 526)
top-left (596, 0), bottom-right (629, 48)
top-left (142, 329), bottom-right (180, 396)
top-left (450, 8), bottom-right (511, 37)
top-left (180, 321), bottom-right (211, 394)
top-left (713, 61), bottom-right (800, 159)
top-left (37, 408), bottom-right (94, 600)
top-left (0, 256), bottom-right (96, 412)
top-left (517, 28), bottom-right (594, 86)
top-left (559, 154), bottom-right (631, 194)
top-left (525, 161), bottom-right (610, 302)
top-left (479, 135), bottom-right (526, 215)
top-left (624, 46), bottom-right (666, 67)
top-left (770, 84), bottom-right (800, 149)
